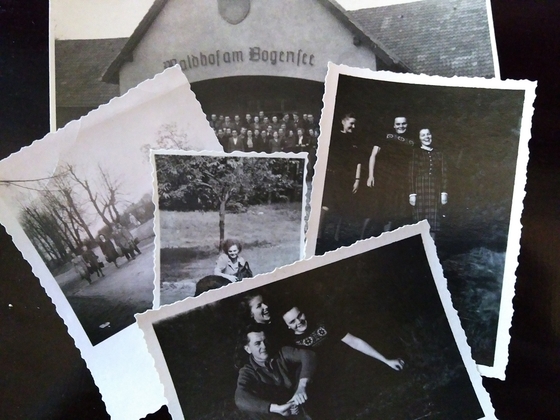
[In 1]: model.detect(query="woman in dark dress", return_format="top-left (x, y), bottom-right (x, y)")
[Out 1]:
top-left (321, 113), bottom-right (371, 244)
top-left (281, 305), bottom-right (404, 369)
top-left (81, 245), bottom-right (104, 278)
top-left (281, 305), bottom-right (404, 419)
top-left (98, 234), bottom-right (120, 268)
top-left (409, 128), bottom-right (448, 238)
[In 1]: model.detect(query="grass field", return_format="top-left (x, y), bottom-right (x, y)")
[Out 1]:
top-left (159, 203), bottom-right (303, 302)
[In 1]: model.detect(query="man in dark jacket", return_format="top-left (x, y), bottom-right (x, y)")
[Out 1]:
top-left (235, 326), bottom-right (316, 419)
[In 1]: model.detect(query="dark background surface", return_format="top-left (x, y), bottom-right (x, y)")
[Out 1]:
top-left (0, 0), bottom-right (559, 419)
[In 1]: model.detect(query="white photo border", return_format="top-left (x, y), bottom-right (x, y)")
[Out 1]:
top-left (137, 221), bottom-right (496, 420)
top-left (306, 63), bottom-right (536, 378)
top-left (150, 149), bottom-right (309, 308)
top-left (0, 67), bottom-right (222, 420)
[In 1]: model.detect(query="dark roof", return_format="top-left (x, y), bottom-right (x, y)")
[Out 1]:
top-left (55, 38), bottom-right (128, 107)
top-left (348, 0), bottom-right (496, 78)
top-left (102, 0), bottom-right (409, 83)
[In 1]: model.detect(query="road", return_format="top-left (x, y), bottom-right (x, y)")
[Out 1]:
top-left (56, 239), bottom-right (155, 346)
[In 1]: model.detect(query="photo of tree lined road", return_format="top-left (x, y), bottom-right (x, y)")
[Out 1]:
top-left (154, 153), bottom-right (306, 305)
top-left (13, 162), bottom-right (156, 345)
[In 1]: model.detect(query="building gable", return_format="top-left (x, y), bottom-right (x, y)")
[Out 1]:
top-left (106, 0), bottom-right (407, 94)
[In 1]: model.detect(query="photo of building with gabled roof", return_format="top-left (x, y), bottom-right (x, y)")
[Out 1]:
top-left (53, 0), bottom-right (497, 128)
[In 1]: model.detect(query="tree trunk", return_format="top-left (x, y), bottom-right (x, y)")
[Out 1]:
top-left (219, 199), bottom-right (226, 249)
top-left (61, 190), bottom-right (96, 241)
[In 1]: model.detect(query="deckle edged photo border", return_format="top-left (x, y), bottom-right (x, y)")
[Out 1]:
top-left (150, 149), bottom-right (308, 308)
top-left (0, 67), bottom-right (222, 420)
top-left (306, 63), bottom-right (536, 378)
top-left (137, 222), bottom-right (496, 420)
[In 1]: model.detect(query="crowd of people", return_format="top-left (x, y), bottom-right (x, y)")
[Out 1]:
top-left (208, 111), bottom-right (320, 154)
top-left (320, 114), bottom-right (448, 248)
top-left (232, 293), bottom-right (404, 419)
top-left (71, 223), bottom-right (141, 284)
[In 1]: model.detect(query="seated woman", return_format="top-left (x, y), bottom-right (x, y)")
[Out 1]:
top-left (214, 238), bottom-right (252, 283)
top-left (273, 303), bottom-right (404, 419)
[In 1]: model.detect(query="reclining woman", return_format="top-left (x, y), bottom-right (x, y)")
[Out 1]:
top-left (239, 294), bottom-right (404, 369)
top-left (281, 304), bottom-right (404, 370)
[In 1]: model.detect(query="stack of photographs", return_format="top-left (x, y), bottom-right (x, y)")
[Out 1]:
top-left (0, 0), bottom-right (538, 418)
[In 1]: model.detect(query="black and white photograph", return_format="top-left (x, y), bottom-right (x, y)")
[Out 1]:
top-left (138, 222), bottom-right (495, 420)
top-left (307, 64), bottom-right (535, 377)
top-left (51, 0), bottom-right (499, 140)
top-left (153, 151), bottom-right (307, 306)
top-left (0, 67), bottom-right (221, 419)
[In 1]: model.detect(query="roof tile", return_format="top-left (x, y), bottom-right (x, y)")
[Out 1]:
top-left (55, 38), bottom-right (128, 107)
top-left (348, 0), bottom-right (495, 77)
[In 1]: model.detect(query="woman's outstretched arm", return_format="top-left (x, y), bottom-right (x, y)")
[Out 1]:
top-left (341, 333), bottom-right (404, 371)
top-left (367, 146), bottom-right (380, 187)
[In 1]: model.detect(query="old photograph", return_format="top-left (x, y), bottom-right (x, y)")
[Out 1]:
top-left (307, 64), bottom-right (535, 377)
top-left (138, 222), bottom-right (495, 420)
top-left (51, 0), bottom-right (499, 141)
top-left (153, 151), bottom-right (307, 306)
top-left (0, 67), bottom-right (221, 420)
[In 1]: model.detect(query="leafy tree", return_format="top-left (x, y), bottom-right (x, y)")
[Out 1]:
top-left (156, 155), bottom-right (302, 246)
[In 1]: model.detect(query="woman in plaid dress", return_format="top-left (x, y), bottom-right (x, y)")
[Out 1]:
top-left (409, 129), bottom-right (448, 236)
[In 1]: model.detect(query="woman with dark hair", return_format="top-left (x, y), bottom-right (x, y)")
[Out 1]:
top-left (409, 128), bottom-right (448, 238)
top-left (241, 294), bottom-right (271, 325)
top-left (98, 234), bottom-right (120, 268)
top-left (281, 305), bottom-right (404, 370)
top-left (214, 238), bottom-right (252, 283)
top-left (81, 245), bottom-right (104, 278)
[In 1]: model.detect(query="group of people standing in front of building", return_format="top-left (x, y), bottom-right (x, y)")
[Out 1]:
top-left (321, 113), bottom-right (448, 246)
top-left (233, 293), bottom-right (404, 419)
top-left (71, 222), bottom-right (141, 284)
top-left (208, 111), bottom-right (319, 154)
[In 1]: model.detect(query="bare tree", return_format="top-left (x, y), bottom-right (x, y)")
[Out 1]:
top-left (65, 164), bottom-right (115, 229)
top-left (52, 169), bottom-right (97, 242)
top-left (97, 164), bottom-right (126, 225)
top-left (42, 190), bottom-right (84, 250)
top-left (141, 122), bottom-right (191, 161)
top-left (20, 203), bottom-right (68, 262)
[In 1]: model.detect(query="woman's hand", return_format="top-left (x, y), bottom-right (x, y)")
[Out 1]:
top-left (352, 179), bottom-right (360, 194)
top-left (289, 380), bottom-right (309, 406)
top-left (409, 194), bottom-right (416, 206)
top-left (366, 176), bottom-right (374, 187)
top-left (270, 403), bottom-right (294, 417)
top-left (225, 274), bottom-right (238, 282)
top-left (386, 358), bottom-right (405, 371)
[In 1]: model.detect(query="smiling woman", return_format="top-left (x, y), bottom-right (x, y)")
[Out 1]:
top-left (214, 238), bottom-right (250, 283)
